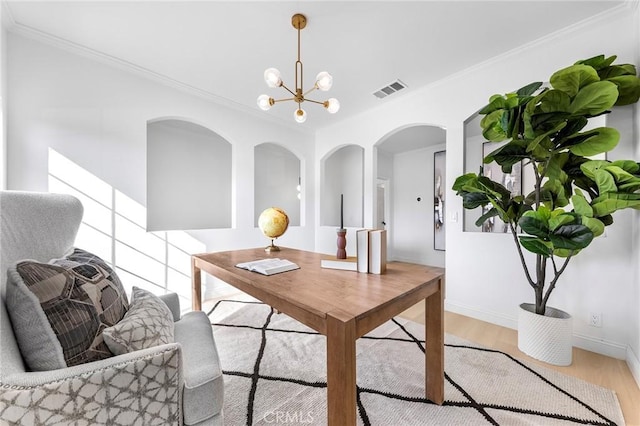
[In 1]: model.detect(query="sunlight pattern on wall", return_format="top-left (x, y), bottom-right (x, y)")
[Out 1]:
top-left (48, 148), bottom-right (205, 310)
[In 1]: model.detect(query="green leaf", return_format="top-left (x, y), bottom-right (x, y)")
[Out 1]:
top-left (462, 192), bottom-right (490, 209)
top-left (582, 216), bottom-right (605, 237)
top-left (479, 96), bottom-right (507, 115)
top-left (603, 165), bottom-right (638, 184)
top-left (545, 152), bottom-right (569, 182)
top-left (592, 192), bottom-right (640, 216)
top-left (571, 192), bottom-right (593, 217)
top-left (548, 213), bottom-right (576, 231)
top-left (481, 110), bottom-right (508, 142)
top-left (608, 75), bottom-right (640, 106)
top-left (618, 181), bottom-right (640, 192)
top-left (577, 54), bottom-right (616, 71)
top-left (567, 127), bottom-right (620, 157)
top-left (599, 64), bottom-right (636, 79)
top-left (553, 248), bottom-right (577, 258)
top-left (516, 82), bottom-right (543, 97)
top-left (594, 169), bottom-right (617, 194)
top-left (538, 89), bottom-right (571, 113)
top-left (475, 207), bottom-right (499, 227)
top-left (554, 117), bottom-right (589, 144)
top-left (569, 81), bottom-right (618, 116)
top-left (528, 122), bottom-right (566, 153)
top-left (610, 160), bottom-right (639, 174)
top-left (484, 140), bottom-right (529, 171)
top-left (580, 160), bottom-right (610, 180)
top-left (519, 210), bottom-right (550, 239)
top-left (452, 173), bottom-right (477, 191)
top-left (549, 224), bottom-right (594, 250)
top-left (550, 64), bottom-right (600, 97)
top-left (519, 236), bottom-right (552, 257)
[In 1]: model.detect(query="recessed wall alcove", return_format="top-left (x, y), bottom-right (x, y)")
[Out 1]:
top-left (321, 145), bottom-right (364, 228)
top-left (254, 143), bottom-right (301, 227)
top-left (147, 118), bottom-right (232, 231)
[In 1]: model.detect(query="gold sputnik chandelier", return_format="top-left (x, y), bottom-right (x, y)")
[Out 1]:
top-left (257, 13), bottom-right (340, 123)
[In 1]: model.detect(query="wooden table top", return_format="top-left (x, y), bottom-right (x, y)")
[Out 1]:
top-left (193, 247), bottom-right (445, 335)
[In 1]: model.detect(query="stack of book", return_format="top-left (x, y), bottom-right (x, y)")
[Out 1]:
top-left (320, 229), bottom-right (387, 274)
top-left (356, 229), bottom-right (387, 274)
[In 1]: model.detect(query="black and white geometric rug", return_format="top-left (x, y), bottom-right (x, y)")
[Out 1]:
top-left (208, 299), bottom-right (625, 426)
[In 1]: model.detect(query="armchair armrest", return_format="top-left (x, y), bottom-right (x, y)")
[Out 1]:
top-left (0, 343), bottom-right (183, 425)
top-left (159, 292), bottom-right (181, 321)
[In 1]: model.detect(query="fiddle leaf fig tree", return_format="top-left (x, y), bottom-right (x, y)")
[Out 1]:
top-left (453, 55), bottom-right (640, 315)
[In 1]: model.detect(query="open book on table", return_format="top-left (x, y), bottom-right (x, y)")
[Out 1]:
top-left (235, 258), bottom-right (300, 276)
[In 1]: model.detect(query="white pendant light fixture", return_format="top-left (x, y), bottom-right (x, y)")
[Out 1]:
top-left (257, 13), bottom-right (340, 123)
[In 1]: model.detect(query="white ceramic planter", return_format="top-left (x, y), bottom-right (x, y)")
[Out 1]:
top-left (517, 303), bottom-right (573, 366)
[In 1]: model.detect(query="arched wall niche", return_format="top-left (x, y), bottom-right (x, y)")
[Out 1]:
top-left (147, 118), bottom-right (232, 231)
top-left (320, 144), bottom-right (364, 228)
top-left (254, 142), bottom-right (302, 227)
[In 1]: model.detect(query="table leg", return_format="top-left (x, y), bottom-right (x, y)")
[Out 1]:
top-left (326, 313), bottom-right (357, 426)
top-left (192, 258), bottom-right (202, 311)
top-left (425, 277), bottom-right (445, 404)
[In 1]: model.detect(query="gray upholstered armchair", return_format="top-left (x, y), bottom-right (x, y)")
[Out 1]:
top-left (0, 191), bottom-right (223, 425)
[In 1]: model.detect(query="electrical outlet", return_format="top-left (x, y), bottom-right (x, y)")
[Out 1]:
top-left (589, 312), bottom-right (602, 327)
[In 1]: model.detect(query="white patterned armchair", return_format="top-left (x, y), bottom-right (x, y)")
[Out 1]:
top-left (0, 191), bottom-right (223, 425)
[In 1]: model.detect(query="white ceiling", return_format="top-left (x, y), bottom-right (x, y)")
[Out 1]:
top-left (3, 0), bottom-right (626, 132)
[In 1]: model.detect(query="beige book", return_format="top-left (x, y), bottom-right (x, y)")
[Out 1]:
top-left (369, 229), bottom-right (387, 274)
top-left (321, 257), bottom-right (358, 271)
top-left (356, 229), bottom-right (371, 273)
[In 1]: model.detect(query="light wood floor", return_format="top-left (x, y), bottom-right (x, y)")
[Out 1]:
top-left (399, 300), bottom-right (640, 426)
top-left (206, 291), bottom-right (640, 425)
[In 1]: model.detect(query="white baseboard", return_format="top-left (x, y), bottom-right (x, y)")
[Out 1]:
top-left (572, 333), bottom-right (627, 360)
top-left (445, 300), bottom-right (517, 330)
top-left (627, 345), bottom-right (640, 389)
top-left (445, 300), bottom-right (628, 361)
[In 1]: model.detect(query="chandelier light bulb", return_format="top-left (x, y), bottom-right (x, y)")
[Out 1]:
top-left (315, 71), bottom-right (333, 91)
top-left (325, 98), bottom-right (340, 114)
top-left (257, 94), bottom-right (273, 111)
top-left (264, 68), bottom-right (282, 88)
top-left (294, 108), bottom-right (307, 123)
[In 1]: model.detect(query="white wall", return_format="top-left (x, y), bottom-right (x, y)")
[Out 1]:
top-left (391, 144), bottom-right (445, 267)
top-left (6, 33), bottom-right (316, 296)
top-left (316, 6), bottom-right (640, 360)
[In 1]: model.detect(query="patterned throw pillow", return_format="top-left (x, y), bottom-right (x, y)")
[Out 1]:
top-left (6, 248), bottom-right (129, 371)
top-left (103, 286), bottom-right (174, 355)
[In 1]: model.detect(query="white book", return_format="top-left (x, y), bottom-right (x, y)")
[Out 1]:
top-left (369, 229), bottom-right (387, 274)
top-left (356, 229), bottom-right (371, 273)
top-left (321, 257), bottom-right (358, 271)
top-left (235, 258), bottom-right (299, 276)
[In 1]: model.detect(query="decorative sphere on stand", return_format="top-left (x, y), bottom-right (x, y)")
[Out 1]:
top-left (258, 207), bottom-right (289, 252)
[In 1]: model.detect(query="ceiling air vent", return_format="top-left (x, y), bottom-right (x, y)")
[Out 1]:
top-left (373, 79), bottom-right (407, 99)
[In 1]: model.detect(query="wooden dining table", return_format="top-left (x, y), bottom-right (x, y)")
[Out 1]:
top-left (191, 247), bottom-right (445, 426)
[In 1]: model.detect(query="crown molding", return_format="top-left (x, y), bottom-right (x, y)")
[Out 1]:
top-left (1, 1), bottom-right (314, 136)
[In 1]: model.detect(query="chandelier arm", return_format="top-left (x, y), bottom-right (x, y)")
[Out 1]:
top-left (302, 85), bottom-right (317, 97)
top-left (279, 83), bottom-right (296, 97)
top-left (272, 97), bottom-right (297, 103)
top-left (304, 98), bottom-right (327, 106)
